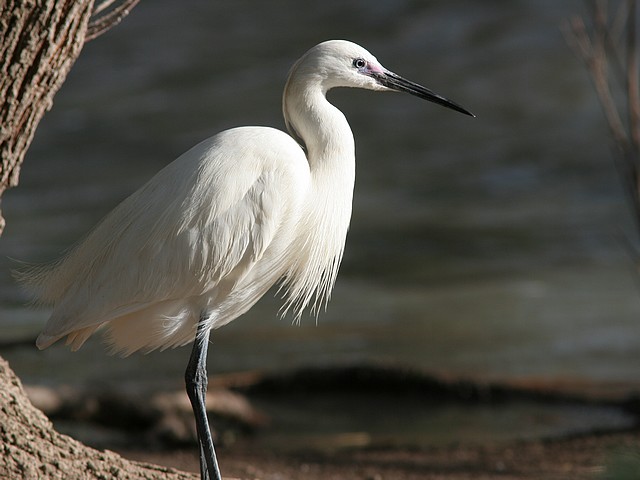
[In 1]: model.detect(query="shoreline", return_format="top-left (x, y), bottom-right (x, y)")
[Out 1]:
top-left (23, 363), bottom-right (640, 478)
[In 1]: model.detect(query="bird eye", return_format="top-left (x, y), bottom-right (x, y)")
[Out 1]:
top-left (353, 58), bottom-right (367, 69)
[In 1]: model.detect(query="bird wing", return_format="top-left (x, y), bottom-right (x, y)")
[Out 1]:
top-left (27, 127), bottom-right (309, 342)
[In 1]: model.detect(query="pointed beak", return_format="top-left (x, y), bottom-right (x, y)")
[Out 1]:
top-left (372, 70), bottom-right (475, 117)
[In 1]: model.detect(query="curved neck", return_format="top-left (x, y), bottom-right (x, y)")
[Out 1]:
top-left (279, 76), bottom-right (357, 319)
top-left (283, 80), bottom-right (355, 172)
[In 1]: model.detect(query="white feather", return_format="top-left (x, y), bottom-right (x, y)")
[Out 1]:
top-left (18, 40), bottom-right (469, 355)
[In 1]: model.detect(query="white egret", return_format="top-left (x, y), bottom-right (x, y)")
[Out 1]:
top-left (19, 40), bottom-right (473, 479)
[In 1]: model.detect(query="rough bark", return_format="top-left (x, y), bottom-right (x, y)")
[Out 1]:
top-left (0, 2), bottom-right (194, 478)
top-left (0, 0), bottom-right (142, 233)
top-left (0, 355), bottom-right (196, 479)
top-left (0, 0), bottom-right (93, 234)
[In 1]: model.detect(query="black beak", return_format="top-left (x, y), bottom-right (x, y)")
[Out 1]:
top-left (373, 71), bottom-right (474, 117)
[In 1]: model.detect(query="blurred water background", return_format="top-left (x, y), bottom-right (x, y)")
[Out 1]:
top-left (1, 0), bottom-right (639, 396)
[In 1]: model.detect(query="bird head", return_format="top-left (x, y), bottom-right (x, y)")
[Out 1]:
top-left (295, 40), bottom-right (474, 117)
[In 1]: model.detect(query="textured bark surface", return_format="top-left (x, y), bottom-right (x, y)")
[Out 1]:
top-left (0, 355), bottom-right (196, 479)
top-left (0, 0), bottom-right (93, 234)
top-left (0, 3), bottom-right (195, 478)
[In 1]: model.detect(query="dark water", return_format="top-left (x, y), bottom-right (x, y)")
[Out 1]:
top-left (1, 0), bottom-right (639, 398)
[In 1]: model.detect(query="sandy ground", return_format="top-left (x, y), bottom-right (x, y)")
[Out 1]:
top-left (18, 363), bottom-right (640, 479)
top-left (121, 430), bottom-right (640, 480)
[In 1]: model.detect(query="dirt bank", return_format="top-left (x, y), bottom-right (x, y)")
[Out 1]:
top-left (4, 357), bottom-right (639, 479)
top-left (123, 430), bottom-right (640, 480)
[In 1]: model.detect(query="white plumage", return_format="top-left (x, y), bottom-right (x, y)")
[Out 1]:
top-left (20, 41), bottom-right (362, 355)
top-left (21, 40), bottom-right (472, 357)
top-left (19, 40), bottom-right (473, 479)
top-left (25, 120), bottom-right (339, 353)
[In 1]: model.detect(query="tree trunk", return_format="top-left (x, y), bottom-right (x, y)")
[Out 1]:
top-left (0, 0), bottom-right (93, 234)
top-left (0, 2), bottom-right (194, 478)
top-left (0, 355), bottom-right (196, 479)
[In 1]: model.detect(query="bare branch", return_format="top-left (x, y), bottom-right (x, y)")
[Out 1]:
top-left (564, 16), bottom-right (594, 60)
top-left (85, 0), bottom-right (141, 42)
top-left (563, 13), bottom-right (630, 150)
top-left (627, 0), bottom-right (640, 152)
top-left (565, 1), bottom-right (640, 245)
top-left (93, 0), bottom-right (120, 16)
top-left (612, 0), bottom-right (631, 40)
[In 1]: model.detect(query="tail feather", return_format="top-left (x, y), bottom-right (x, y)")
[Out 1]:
top-left (35, 332), bottom-right (62, 350)
top-left (36, 325), bottom-right (100, 351)
top-left (65, 326), bottom-right (100, 351)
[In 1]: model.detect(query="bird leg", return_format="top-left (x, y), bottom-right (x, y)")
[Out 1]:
top-left (185, 314), bottom-right (222, 480)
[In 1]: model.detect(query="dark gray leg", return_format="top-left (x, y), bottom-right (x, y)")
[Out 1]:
top-left (185, 315), bottom-right (221, 480)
